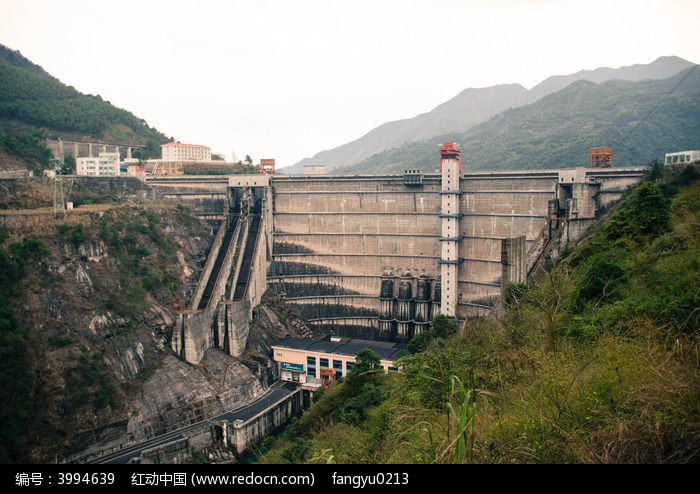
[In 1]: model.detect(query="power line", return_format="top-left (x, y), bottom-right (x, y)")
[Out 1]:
top-left (615, 65), bottom-right (699, 149)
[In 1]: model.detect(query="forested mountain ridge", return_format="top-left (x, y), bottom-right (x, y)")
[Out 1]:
top-left (289, 83), bottom-right (531, 173)
top-left (0, 44), bottom-right (169, 169)
top-left (340, 65), bottom-right (700, 173)
top-left (288, 56), bottom-right (696, 173)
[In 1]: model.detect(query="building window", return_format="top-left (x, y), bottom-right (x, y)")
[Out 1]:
top-left (307, 356), bottom-right (317, 378)
top-left (346, 361), bottom-right (354, 373)
top-left (319, 358), bottom-right (329, 368)
top-left (333, 359), bottom-right (343, 379)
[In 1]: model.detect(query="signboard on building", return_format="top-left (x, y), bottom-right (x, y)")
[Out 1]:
top-left (280, 362), bottom-right (304, 372)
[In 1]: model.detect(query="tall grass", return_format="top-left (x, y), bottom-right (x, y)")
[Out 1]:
top-left (442, 376), bottom-right (478, 464)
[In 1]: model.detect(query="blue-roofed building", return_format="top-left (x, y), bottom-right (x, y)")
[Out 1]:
top-left (271, 337), bottom-right (406, 388)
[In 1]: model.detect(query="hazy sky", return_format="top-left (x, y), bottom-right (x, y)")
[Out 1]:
top-left (1, 0), bottom-right (699, 168)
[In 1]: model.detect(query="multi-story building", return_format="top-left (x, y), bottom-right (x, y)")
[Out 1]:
top-left (664, 150), bottom-right (700, 165)
top-left (161, 141), bottom-right (211, 161)
top-left (271, 337), bottom-right (405, 388)
top-left (75, 152), bottom-right (120, 177)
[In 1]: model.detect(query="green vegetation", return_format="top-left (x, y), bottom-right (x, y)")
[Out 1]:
top-left (60, 155), bottom-right (76, 175)
top-left (92, 208), bottom-right (183, 313)
top-left (0, 44), bottom-right (168, 167)
top-left (343, 68), bottom-right (700, 174)
top-left (67, 204), bottom-right (209, 315)
top-left (0, 130), bottom-right (53, 171)
top-left (260, 166), bottom-right (700, 464)
top-left (64, 347), bottom-right (119, 415)
top-left (0, 233), bottom-right (45, 463)
top-left (407, 314), bottom-right (459, 354)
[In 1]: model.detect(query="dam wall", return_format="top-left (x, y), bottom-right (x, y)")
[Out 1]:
top-left (270, 166), bottom-right (644, 332)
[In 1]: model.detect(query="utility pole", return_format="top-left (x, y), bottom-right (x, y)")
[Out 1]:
top-left (53, 176), bottom-right (65, 219)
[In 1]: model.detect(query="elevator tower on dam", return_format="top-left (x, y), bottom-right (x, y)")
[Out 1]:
top-left (167, 144), bottom-right (645, 363)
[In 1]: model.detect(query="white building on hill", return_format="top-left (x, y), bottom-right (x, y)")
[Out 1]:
top-left (664, 150), bottom-right (700, 165)
top-left (76, 152), bottom-right (120, 177)
top-left (161, 141), bottom-right (211, 161)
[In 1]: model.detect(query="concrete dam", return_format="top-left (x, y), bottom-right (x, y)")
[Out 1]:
top-left (151, 145), bottom-right (645, 365)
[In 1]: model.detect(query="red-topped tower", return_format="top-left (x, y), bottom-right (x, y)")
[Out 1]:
top-left (439, 142), bottom-right (461, 172)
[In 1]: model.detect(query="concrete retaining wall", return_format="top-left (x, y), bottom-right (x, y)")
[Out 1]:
top-left (226, 387), bottom-right (306, 456)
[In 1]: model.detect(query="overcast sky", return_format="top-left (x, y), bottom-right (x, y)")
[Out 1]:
top-left (1, 0), bottom-right (699, 168)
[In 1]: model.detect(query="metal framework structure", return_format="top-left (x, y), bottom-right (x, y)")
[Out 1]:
top-left (590, 147), bottom-right (612, 168)
top-left (255, 159), bottom-right (275, 175)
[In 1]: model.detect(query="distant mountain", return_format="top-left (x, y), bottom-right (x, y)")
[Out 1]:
top-left (0, 44), bottom-right (169, 168)
top-left (527, 55), bottom-right (695, 101)
top-left (287, 56), bottom-right (695, 173)
top-left (289, 83), bottom-right (530, 172)
top-left (341, 66), bottom-right (700, 173)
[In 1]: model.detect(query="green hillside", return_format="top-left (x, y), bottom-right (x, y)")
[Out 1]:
top-left (342, 66), bottom-right (700, 174)
top-left (0, 44), bottom-right (169, 169)
top-left (258, 165), bottom-right (700, 464)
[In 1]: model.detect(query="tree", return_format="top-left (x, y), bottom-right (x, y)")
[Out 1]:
top-left (603, 181), bottom-right (671, 243)
top-left (630, 181), bottom-right (671, 237)
top-left (504, 282), bottom-right (528, 305)
top-left (507, 265), bottom-right (577, 353)
top-left (574, 255), bottom-right (628, 309)
top-left (133, 140), bottom-right (162, 160)
top-left (408, 315), bottom-right (459, 354)
top-left (344, 348), bottom-right (382, 392)
top-left (60, 155), bottom-right (75, 175)
top-left (352, 348), bottom-right (381, 376)
top-left (432, 314), bottom-right (459, 339)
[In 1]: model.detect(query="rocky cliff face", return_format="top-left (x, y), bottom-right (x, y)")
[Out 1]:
top-left (61, 349), bottom-right (267, 463)
top-left (128, 351), bottom-right (266, 440)
top-left (0, 198), bottom-right (230, 462)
